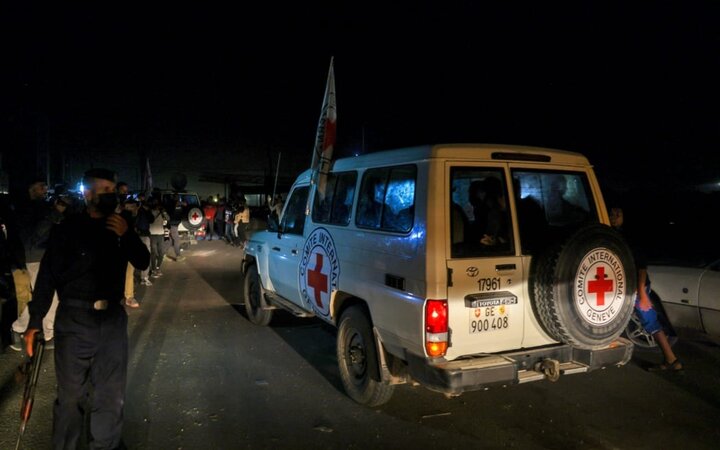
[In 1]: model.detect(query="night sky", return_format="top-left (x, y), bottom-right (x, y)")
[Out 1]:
top-left (3, 2), bottom-right (719, 190)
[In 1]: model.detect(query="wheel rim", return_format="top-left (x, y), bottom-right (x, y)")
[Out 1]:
top-left (344, 326), bottom-right (368, 386)
top-left (626, 312), bottom-right (656, 348)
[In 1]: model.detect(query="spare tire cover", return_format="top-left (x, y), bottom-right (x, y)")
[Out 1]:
top-left (530, 224), bottom-right (637, 349)
top-left (184, 207), bottom-right (204, 230)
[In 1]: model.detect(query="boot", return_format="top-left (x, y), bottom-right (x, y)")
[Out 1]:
top-left (10, 331), bottom-right (23, 352)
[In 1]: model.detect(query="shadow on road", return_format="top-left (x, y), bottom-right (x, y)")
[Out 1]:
top-left (190, 241), bottom-right (347, 395)
top-left (629, 336), bottom-right (720, 410)
top-left (227, 300), bottom-right (345, 395)
top-left (126, 276), bottom-right (187, 446)
top-left (0, 365), bottom-right (22, 414)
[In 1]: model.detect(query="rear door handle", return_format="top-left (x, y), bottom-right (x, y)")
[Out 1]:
top-left (495, 264), bottom-right (516, 271)
top-left (271, 247), bottom-right (281, 252)
top-left (291, 249), bottom-right (298, 255)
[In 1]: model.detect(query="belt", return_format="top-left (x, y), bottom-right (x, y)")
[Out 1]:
top-left (62, 298), bottom-right (116, 311)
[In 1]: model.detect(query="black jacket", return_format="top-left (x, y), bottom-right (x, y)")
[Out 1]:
top-left (29, 211), bottom-right (150, 329)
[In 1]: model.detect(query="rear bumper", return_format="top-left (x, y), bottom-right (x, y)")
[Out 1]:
top-left (405, 338), bottom-right (633, 395)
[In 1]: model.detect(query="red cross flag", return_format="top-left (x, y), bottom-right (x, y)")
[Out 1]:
top-left (310, 57), bottom-right (337, 200)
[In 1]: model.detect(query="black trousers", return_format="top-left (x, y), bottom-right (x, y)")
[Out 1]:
top-left (205, 219), bottom-right (214, 239)
top-left (53, 302), bottom-right (128, 450)
top-left (149, 235), bottom-right (165, 270)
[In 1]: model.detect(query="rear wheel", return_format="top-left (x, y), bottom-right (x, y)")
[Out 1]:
top-left (244, 265), bottom-right (273, 326)
top-left (336, 306), bottom-right (394, 406)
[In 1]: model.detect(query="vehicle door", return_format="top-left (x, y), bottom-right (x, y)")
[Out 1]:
top-left (446, 164), bottom-right (525, 357)
top-left (267, 184), bottom-right (310, 305)
top-left (698, 259), bottom-right (720, 337)
top-left (510, 167), bottom-right (600, 346)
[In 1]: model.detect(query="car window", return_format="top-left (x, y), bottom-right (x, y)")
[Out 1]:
top-left (312, 171), bottom-right (357, 226)
top-left (281, 186), bottom-right (310, 235)
top-left (356, 165), bottom-right (415, 233)
top-left (511, 170), bottom-right (597, 253)
top-left (181, 194), bottom-right (200, 206)
top-left (160, 193), bottom-right (199, 207)
top-left (450, 167), bottom-right (514, 258)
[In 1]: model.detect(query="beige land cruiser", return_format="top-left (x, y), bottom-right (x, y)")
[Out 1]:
top-left (242, 144), bottom-right (636, 406)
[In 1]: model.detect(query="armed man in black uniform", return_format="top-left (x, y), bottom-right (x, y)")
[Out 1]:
top-left (24, 168), bottom-right (150, 450)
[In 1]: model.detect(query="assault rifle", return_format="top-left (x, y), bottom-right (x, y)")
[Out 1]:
top-left (15, 336), bottom-right (46, 450)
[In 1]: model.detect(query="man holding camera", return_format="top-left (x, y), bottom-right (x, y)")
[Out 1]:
top-left (25, 168), bottom-right (150, 449)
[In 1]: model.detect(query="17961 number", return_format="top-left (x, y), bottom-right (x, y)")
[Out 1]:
top-left (478, 277), bottom-right (501, 291)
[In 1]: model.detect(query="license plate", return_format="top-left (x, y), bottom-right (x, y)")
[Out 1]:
top-left (469, 306), bottom-right (510, 333)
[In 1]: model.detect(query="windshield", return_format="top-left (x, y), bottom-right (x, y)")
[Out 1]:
top-left (162, 193), bottom-right (200, 207)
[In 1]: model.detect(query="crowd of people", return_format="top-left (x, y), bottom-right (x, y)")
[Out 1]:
top-left (200, 195), bottom-right (253, 246)
top-left (0, 169), bottom-right (288, 447)
top-left (1, 179), bottom-right (283, 352)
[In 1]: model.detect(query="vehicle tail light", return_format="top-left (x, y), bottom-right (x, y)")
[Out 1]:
top-left (425, 299), bottom-right (448, 357)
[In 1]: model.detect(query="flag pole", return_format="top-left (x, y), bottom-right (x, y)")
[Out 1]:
top-left (272, 152), bottom-right (281, 203)
top-left (143, 156), bottom-right (153, 198)
top-left (306, 57), bottom-right (337, 214)
top-left (310, 56), bottom-right (336, 179)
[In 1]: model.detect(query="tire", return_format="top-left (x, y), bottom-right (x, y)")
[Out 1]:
top-left (530, 224), bottom-right (637, 349)
top-left (182, 207), bottom-right (204, 232)
top-left (243, 265), bottom-right (273, 326)
top-left (336, 306), bottom-right (394, 406)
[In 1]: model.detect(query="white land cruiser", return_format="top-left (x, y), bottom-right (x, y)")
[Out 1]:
top-left (160, 191), bottom-right (204, 244)
top-left (242, 144), bottom-right (636, 406)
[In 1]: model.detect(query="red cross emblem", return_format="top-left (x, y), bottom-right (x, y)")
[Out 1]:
top-left (191, 211), bottom-right (200, 221)
top-left (307, 253), bottom-right (328, 307)
top-left (587, 267), bottom-right (613, 306)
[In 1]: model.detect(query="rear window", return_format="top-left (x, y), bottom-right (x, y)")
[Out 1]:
top-left (512, 170), bottom-right (597, 253)
top-left (356, 165), bottom-right (416, 233)
top-left (161, 193), bottom-right (200, 207)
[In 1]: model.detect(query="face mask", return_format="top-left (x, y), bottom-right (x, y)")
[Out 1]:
top-left (95, 193), bottom-right (119, 216)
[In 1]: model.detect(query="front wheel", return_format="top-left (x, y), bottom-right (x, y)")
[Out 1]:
top-left (243, 265), bottom-right (273, 326)
top-left (336, 306), bottom-right (394, 406)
